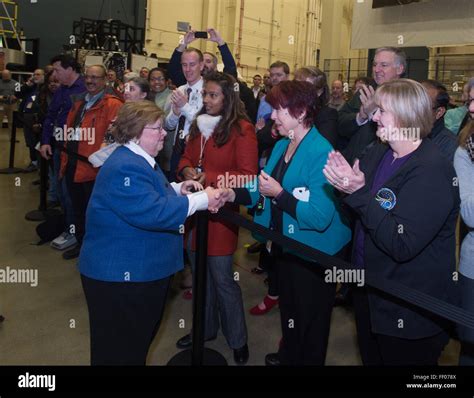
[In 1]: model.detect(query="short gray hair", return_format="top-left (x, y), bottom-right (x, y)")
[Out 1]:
top-left (123, 72), bottom-right (139, 82)
top-left (375, 47), bottom-right (407, 75)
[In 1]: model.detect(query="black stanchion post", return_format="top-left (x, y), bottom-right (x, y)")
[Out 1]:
top-left (0, 111), bottom-right (23, 174)
top-left (38, 155), bottom-right (48, 211)
top-left (25, 155), bottom-right (61, 221)
top-left (167, 211), bottom-right (227, 366)
top-left (191, 210), bottom-right (208, 365)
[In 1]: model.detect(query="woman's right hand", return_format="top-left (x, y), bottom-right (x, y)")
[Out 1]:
top-left (204, 187), bottom-right (235, 213)
top-left (217, 187), bottom-right (236, 203)
top-left (205, 187), bottom-right (222, 213)
top-left (256, 118), bottom-right (265, 131)
top-left (182, 167), bottom-right (198, 181)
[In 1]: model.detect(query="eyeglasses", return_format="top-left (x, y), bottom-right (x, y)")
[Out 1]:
top-left (150, 77), bottom-right (165, 82)
top-left (144, 126), bottom-right (164, 131)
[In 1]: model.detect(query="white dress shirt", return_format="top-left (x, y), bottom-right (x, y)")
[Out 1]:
top-left (165, 78), bottom-right (204, 141)
top-left (124, 142), bottom-right (208, 216)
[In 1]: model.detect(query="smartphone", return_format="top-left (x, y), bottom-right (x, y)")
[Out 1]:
top-left (177, 21), bottom-right (190, 32)
top-left (194, 31), bottom-right (209, 39)
top-left (256, 194), bottom-right (265, 214)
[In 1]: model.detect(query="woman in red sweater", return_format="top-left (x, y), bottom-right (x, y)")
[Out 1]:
top-left (175, 71), bottom-right (258, 365)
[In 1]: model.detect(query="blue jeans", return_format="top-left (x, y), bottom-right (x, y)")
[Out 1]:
top-left (53, 146), bottom-right (75, 231)
top-left (47, 160), bottom-right (58, 202)
top-left (190, 252), bottom-right (248, 349)
top-left (459, 273), bottom-right (474, 366)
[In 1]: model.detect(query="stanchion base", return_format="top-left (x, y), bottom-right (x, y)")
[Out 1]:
top-left (167, 348), bottom-right (228, 366)
top-left (0, 167), bottom-right (23, 174)
top-left (25, 208), bottom-right (62, 222)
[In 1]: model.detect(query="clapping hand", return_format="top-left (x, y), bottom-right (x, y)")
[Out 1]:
top-left (358, 84), bottom-right (377, 122)
top-left (323, 151), bottom-right (365, 194)
top-left (180, 180), bottom-right (203, 195)
top-left (171, 89), bottom-right (188, 109)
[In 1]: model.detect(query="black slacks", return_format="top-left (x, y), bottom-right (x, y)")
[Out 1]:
top-left (277, 253), bottom-right (336, 365)
top-left (81, 274), bottom-right (172, 365)
top-left (352, 287), bottom-right (449, 366)
top-left (65, 179), bottom-right (94, 245)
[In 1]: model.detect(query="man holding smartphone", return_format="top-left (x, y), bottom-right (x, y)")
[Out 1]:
top-left (167, 27), bottom-right (256, 123)
top-left (168, 28), bottom-right (237, 87)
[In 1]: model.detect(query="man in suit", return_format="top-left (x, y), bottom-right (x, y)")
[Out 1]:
top-left (165, 48), bottom-right (204, 181)
top-left (168, 28), bottom-right (257, 123)
top-left (338, 47), bottom-right (406, 164)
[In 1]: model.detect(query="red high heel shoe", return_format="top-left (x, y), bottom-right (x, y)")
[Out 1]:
top-left (249, 295), bottom-right (279, 315)
top-left (182, 289), bottom-right (192, 300)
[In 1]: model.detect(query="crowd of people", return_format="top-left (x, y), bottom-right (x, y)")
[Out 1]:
top-left (12, 27), bottom-right (474, 366)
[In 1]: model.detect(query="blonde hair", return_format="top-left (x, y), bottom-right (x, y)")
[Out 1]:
top-left (112, 101), bottom-right (163, 144)
top-left (459, 120), bottom-right (474, 148)
top-left (374, 78), bottom-right (434, 139)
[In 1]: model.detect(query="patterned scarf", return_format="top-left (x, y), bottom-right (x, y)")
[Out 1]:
top-left (466, 134), bottom-right (474, 163)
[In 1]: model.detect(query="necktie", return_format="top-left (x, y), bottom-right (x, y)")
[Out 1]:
top-left (174, 87), bottom-right (193, 155)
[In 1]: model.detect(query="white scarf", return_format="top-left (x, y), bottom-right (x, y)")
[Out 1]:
top-left (197, 114), bottom-right (222, 139)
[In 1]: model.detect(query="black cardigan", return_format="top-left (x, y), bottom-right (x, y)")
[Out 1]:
top-left (344, 139), bottom-right (460, 338)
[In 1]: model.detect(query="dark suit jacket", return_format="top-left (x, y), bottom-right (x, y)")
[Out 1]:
top-left (338, 91), bottom-right (377, 164)
top-left (168, 43), bottom-right (237, 87)
top-left (314, 106), bottom-right (338, 148)
top-left (167, 45), bottom-right (256, 122)
top-left (428, 117), bottom-right (458, 163)
top-left (344, 139), bottom-right (460, 338)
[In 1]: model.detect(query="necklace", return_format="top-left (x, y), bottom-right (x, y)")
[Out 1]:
top-left (285, 141), bottom-right (300, 162)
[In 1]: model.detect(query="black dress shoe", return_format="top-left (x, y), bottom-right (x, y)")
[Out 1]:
top-left (63, 245), bottom-right (81, 260)
top-left (246, 241), bottom-right (264, 254)
top-left (176, 333), bottom-right (217, 349)
top-left (265, 352), bottom-right (280, 366)
top-left (233, 344), bottom-right (249, 365)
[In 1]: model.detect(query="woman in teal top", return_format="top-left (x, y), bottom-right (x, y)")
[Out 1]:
top-left (221, 80), bottom-right (351, 365)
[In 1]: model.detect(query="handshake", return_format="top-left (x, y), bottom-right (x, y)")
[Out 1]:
top-left (180, 181), bottom-right (236, 213)
top-left (205, 187), bottom-right (236, 213)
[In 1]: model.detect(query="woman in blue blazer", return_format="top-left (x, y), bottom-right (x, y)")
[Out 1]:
top-left (79, 101), bottom-right (224, 365)
top-left (220, 81), bottom-right (351, 365)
